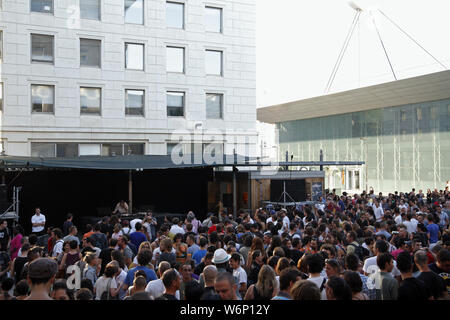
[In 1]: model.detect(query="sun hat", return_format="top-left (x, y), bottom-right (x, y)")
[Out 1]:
top-left (212, 248), bottom-right (231, 264)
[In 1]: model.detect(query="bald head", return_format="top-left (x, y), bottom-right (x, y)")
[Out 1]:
top-left (203, 265), bottom-right (218, 287)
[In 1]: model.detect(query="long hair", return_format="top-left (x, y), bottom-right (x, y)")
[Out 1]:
top-left (255, 265), bottom-right (277, 299)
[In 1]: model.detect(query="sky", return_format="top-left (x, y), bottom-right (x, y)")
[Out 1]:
top-left (256, 0), bottom-right (450, 107)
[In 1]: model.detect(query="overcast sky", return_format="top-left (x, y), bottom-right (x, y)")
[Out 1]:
top-left (256, 0), bottom-right (450, 107)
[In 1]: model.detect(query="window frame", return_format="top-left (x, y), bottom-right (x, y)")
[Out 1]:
top-left (80, 0), bottom-right (101, 21)
top-left (80, 86), bottom-right (102, 115)
top-left (30, 0), bottom-right (54, 14)
top-left (31, 33), bottom-right (55, 64)
top-left (205, 6), bottom-right (223, 33)
top-left (0, 30), bottom-right (3, 62)
top-left (125, 42), bottom-right (145, 71)
top-left (31, 84), bottom-right (55, 114)
top-left (205, 49), bottom-right (223, 76)
top-left (125, 89), bottom-right (145, 117)
top-left (124, 0), bottom-right (145, 25)
top-left (0, 82), bottom-right (3, 111)
top-left (166, 1), bottom-right (185, 29)
top-left (166, 46), bottom-right (185, 74)
top-left (80, 38), bottom-right (102, 68)
top-left (205, 92), bottom-right (224, 119)
top-left (166, 91), bottom-right (185, 118)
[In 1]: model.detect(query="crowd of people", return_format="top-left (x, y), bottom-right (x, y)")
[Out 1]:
top-left (0, 187), bottom-right (449, 300)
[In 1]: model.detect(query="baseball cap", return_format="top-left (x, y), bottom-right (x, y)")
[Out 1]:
top-left (28, 258), bottom-right (58, 279)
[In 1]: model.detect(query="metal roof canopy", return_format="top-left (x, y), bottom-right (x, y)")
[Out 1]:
top-left (257, 69), bottom-right (450, 124)
top-left (0, 155), bottom-right (364, 170)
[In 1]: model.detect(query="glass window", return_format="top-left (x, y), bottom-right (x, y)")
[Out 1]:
top-left (205, 50), bottom-right (222, 76)
top-left (125, 0), bottom-right (144, 25)
top-left (124, 143), bottom-right (144, 155)
top-left (31, 84), bottom-right (54, 113)
top-left (0, 83), bottom-right (3, 111)
top-left (101, 144), bottom-right (123, 156)
top-left (80, 87), bottom-right (101, 114)
top-left (80, 38), bottom-right (101, 67)
top-left (30, 0), bottom-right (53, 13)
top-left (167, 143), bottom-right (178, 155)
top-left (79, 144), bottom-right (101, 156)
top-left (400, 110), bottom-right (406, 122)
top-left (167, 91), bottom-right (184, 117)
top-left (56, 143), bottom-right (78, 157)
top-left (416, 107), bottom-right (422, 121)
top-left (125, 43), bottom-right (144, 70)
top-left (31, 143), bottom-right (56, 157)
top-left (206, 93), bottom-right (223, 119)
top-left (125, 89), bottom-right (144, 116)
top-left (205, 6), bottom-right (222, 33)
top-left (166, 2), bottom-right (184, 29)
top-left (80, 0), bottom-right (100, 20)
top-left (31, 34), bottom-right (54, 63)
top-left (166, 46), bottom-right (184, 73)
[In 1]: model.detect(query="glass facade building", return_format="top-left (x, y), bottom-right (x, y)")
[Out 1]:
top-left (277, 98), bottom-right (450, 193)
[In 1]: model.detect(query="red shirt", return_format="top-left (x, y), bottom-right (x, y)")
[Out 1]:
top-left (208, 225), bottom-right (217, 234)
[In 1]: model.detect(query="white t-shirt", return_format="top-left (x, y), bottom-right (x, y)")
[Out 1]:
top-left (116, 269), bottom-right (128, 300)
top-left (31, 214), bottom-right (46, 233)
top-left (307, 276), bottom-right (327, 300)
top-left (145, 279), bottom-right (180, 299)
top-left (170, 225), bottom-right (185, 235)
top-left (362, 256), bottom-right (401, 277)
top-left (372, 205), bottom-right (384, 221)
top-left (52, 240), bottom-right (64, 257)
top-left (403, 220), bottom-right (417, 234)
top-left (394, 215), bottom-right (403, 225)
top-left (233, 266), bottom-right (247, 285)
top-left (94, 276), bottom-right (117, 300)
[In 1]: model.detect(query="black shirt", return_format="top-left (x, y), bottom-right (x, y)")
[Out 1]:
top-left (63, 221), bottom-right (73, 236)
top-left (99, 248), bottom-right (113, 276)
top-left (200, 286), bottom-right (221, 300)
top-left (428, 262), bottom-right (450, 293)
top-left (417, 271), bottom-right (446, 299)
top-left (290, 249), bottom-right (304, 265)
top-left (13, 256), bottom-right (28, 283)
top-left (398, 277), bottom-right (431, 300)
top-left (161, 293), bottom-right (178, 300)
top-left (0, 228), bottom-right (10, 252)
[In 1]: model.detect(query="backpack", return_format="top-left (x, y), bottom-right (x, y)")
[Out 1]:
top-left (100, 278), bottom-right (118, 300)
top-left (349, 243), bottom-right (370, 261)
top-left (90, 233), bottom-right (106, 250)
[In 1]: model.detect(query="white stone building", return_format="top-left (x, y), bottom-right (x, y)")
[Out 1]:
top-left (0, 0), bottom-right (257, 158)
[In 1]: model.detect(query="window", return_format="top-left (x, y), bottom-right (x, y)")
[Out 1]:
top-left (416, 108), bottom-right (422, 121)
top-left (125, 0), bottom-right (144, 25)
top-left (205, 50), bottom-right (222, 75)
top-left (80, 87), bottom-right (101, 114)
top-left (125, 89), bottom-right (144, 116)
top-left (31, 143), bottom-right (56, 157)
top-left (31, 34), bottom-right (54, 63)
top-left (206, 93), bottom-right (223, 119)
top-left (166, 46), bottom-right (184, 73)
top-left (31, 85), bottom-right (54, 113)
top-left (167, 91), bottom-right (184, 117)
top-left (79, 144), bottom-right (101, 156)
top-left (80, 39), bottom-right (101, 67)
top-left (167, 143), bottom-right (177, 155)
top-left (166, 2), bottom-right (184, 29)
top-left (400, 110), bottom-right (406, 122)
top-left (31, 0), bottom-right (53, 13)
top-left (56, 143), bottom-right (78, 157)
top-left (101, 143), bottom-right (144, 156)
top-left (80, 0), bottom-right (100, 20)
top-left (0, 82), bottom-right (3, 111)
top-left (431, 106), bottom-right (437, 119)
top-left (205, 6), bottom-right (222, 33)
top-left (125, 43), bottom-right (144, 70)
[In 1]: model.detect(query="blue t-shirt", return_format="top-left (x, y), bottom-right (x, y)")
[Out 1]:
top-left (124, 266), bottom-right (157, 286)
top-left (129, 232), bottom-right (147, 249)
top-left (426, 223), bottom-right (439, 244)
top-left (192, 249), bottom-right (206, 265)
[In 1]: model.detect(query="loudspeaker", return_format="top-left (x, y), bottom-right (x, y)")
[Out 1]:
top-left (270, 180), bottom-right (306, 202)
top-left (222, 193), bottom-right (233, 207)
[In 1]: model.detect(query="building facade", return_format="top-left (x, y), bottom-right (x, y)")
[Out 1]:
top-left (0, 0), bottom-right (257, 158)
top-left (258, 70), bottom-right (450, 194)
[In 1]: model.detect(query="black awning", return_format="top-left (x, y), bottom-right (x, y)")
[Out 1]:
top-left (0, 154), bottom-right (254, 170)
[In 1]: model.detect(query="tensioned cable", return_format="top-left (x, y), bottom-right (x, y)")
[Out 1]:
top-left (378, 10), bottom-right (447, 70)
top-left (325, 10), bottom-right (362, 94)
top-left (370, 11), bottom-right (397, 81)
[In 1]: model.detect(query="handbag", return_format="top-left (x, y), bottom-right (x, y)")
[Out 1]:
top-left (100, 278), bottom-right (118, 300)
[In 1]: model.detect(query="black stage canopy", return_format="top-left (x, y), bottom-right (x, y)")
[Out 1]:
top-left (0, 154), bottom-right (255, 170)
